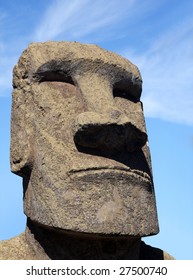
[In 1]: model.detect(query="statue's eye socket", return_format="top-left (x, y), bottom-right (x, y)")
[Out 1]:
top-left (113, 79), bottom-right (141, 102)
top-left (35, 70), bottom-right (74, 85)
top-left (113, 86), bottom-right (137, 102)
top-left (113, 88), bottom-right (130, 100)
top-left (35, 60), bottom-right (75, 84)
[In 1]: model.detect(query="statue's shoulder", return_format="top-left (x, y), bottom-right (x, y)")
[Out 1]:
top-left (140, 241), bottom-right (175, 260)
top-left (0, 232), bottom-right (36, 260)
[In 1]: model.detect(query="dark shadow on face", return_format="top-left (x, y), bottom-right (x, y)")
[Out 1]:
top-left (23, 174), bottom-right (31, 199)
top-left (139, 241), bottom-right (164, 260)
top-left (26, 218), bottom-right (141, 260)
top-left (74, 143), bottom-right (153, 185)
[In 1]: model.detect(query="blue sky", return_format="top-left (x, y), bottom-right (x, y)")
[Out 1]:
top-left (0, 0), bottom-right (193, 260)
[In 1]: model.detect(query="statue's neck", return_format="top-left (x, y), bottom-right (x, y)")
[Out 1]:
top-left (25, 219), bottom-right (141, 260)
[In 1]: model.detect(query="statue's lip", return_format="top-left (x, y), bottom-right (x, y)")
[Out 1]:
top-left (68, 167), bottom-right (152, 183)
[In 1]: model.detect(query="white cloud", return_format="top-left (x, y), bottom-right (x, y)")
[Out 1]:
top-left (33, 0), bottom-right (153, 42)
top-left (123, 16), bottom-right (193, 125)
top-left (0, 0), bottom-right (157, 98)
top-left (0, 14), bottom-right (12, 95)
top-left (0, 55), bottom-right (18, 96)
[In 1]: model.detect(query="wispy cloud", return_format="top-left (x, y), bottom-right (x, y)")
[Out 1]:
top-left (123, 15), bottom-right (193, 125)
top-left (0, 55), bottom-right (19, 95)
top-left (0, 11), bottom-right (12, 95)
top-left (33, 0), bottom-right (153, 42)
top-left (0, 0), bottom-right (154, 95)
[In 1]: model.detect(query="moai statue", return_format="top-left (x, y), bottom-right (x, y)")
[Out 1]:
top-left (0, 42), bottom-right (174, 259)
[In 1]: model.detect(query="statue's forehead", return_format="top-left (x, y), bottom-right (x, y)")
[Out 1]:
top-left (21, 42), bottom-right (141, 79)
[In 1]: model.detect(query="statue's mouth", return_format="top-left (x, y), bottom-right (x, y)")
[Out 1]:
top-left (68, 166), bottom-right (152, 184)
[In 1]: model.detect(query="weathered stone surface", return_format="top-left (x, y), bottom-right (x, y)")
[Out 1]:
top-left (0, 41), bottom-right (174, 259)
top-left (10, 41), bottom-right (158, 236)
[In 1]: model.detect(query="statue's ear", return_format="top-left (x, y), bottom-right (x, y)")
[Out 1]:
top-left (10, 87), bottom-right (34, 177)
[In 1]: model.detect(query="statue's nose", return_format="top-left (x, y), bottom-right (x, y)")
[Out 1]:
top-left (73, 109), bottom-right (147, 153)
top-left (73, 73), bottom-right (146, 153)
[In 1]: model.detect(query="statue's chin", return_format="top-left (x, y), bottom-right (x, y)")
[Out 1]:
top-left (25, 169), bottom-right (159, 237)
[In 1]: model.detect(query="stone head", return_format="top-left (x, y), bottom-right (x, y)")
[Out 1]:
top-left (10, 42), bottom-right (159, 236)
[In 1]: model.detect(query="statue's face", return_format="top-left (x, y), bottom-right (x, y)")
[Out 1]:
top-left (11, 42), bottom-right (159, 236)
